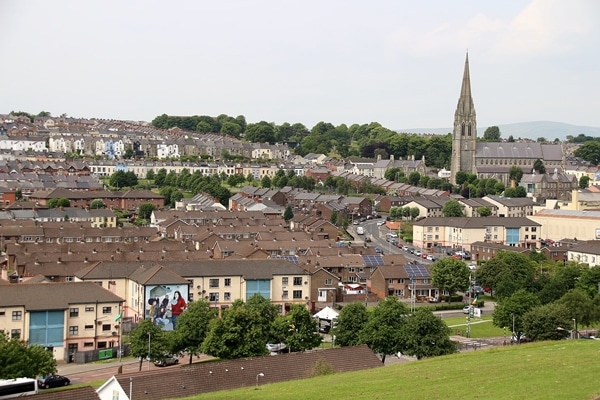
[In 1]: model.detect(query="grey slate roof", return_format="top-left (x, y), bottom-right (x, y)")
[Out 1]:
top-left (0, 282), bottom-right (123, 311)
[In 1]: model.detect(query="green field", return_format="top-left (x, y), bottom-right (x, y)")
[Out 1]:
top-left (178, 340), bottom-right (600, 400)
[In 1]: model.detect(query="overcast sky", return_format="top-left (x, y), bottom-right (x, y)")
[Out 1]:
top-left (1, 0), bottom-right (599, 130)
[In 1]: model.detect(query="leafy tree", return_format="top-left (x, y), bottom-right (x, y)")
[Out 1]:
top-left (261, 175), bottom-right (272, 188)
top-left (330, 210), bottom-right (338, 225)
top-left (275, 304), bottom-right (322, 352)
top-left (408, 172), bottom-right (421, 186)
top-left (533, 159), bottom-right (546, 174)
top-left (359, 297), bottom-right (408, 363)
top-left (90, 199), bottom-right (105, 209)
top-left (331, 302), bottom-right (368, 347)
top-left (455, 171), bottom-right (468, 185)
top-left (503, 186), bottom-right (527, 198)
top-left (442, 199), bottom-right (463, 217)
top-left (15, 189), bottom-right (22, 200)
top-left (146, 169), bottom-right (156, 181)
top-left (492, 289), bottom-right (540, 343)
top-left (482, 126), bottom-right (501, 141)
top-left (283, 205), bottom-right (294, 221)
top-left (476, 206), bottom-right (492, 217)
top-left (573, 141), bottom-right (600, 165)
top-left (579, 175), bottom-right (591, 189)
top-left (522, 303), bottom-right (571, 341)
top-left (431, 258), bottom-right (470, 300)
top-left (47, 198), bottom-right (70, 208)
top-left (0, 333), bottom-right (57, 379)
top-left (154, 168), bottom-right (167, 186)
top-left (202, 300), bottom-right (270, 359)
top-left (130, 319), bottom-right (168, 371)
top-left (508, 166), bottom-right (524, 184)
top-left (477, 251), bottom-right (536, 299)
top-left (409, 207), bottom-right (420, 221)
top-left (246, 294), bottom-right (280, 344)
top-left (171, 299), bottom-right (217, 364)
top-left (245, 121), bottom-right (276, 144)
top-left (124, 147), bottom-right (134, 159)
top-left (138, 203), bottom-right (157, 220)
top-left (576, 266), bottom-right (600, 298)
top-left (507, 135), bottom-right (515, 142)
top-left (557, 288), bottom-right (596, 327)
top-left (536, 263), bottom-right (584, 304)
top-left (400, 308), bottom-right (457, 359)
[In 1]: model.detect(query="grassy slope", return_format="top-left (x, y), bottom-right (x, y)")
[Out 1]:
top-left (179, 340), bottom-right (600, 400)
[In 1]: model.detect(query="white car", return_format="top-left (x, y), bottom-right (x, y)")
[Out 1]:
top-left (468, 264), bottom-right (477, 270)
top-left (377, 220), bottom-right (386, 226)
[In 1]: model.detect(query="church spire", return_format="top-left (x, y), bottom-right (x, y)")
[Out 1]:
top-left (450, 53), bottom-right (477, 184)
top-left (456, 52), bottom-right (475, 118)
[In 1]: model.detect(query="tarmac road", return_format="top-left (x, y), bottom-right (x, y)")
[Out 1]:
top-left (57, 354), bottom-right (213, 385)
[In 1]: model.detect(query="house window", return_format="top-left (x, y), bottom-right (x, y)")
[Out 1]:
top-left (532, 227), bottom-right (537, 232)
top-left (293, 290), bottom-right (302, 299)
top-left (293, 277), bottom-right (302, 286)
top-left (12, 311), bottom-right (22, 321)
top-left (65, 276), bottom-right (74, 282)
top-left (70, 308), bottom-right (79, 318)
top-left (84, 342), bottom-right (94, 347)
top-left (85, 324), bottom-right (94, 329)
top-left (224, 278), bottom-right (231, 287)
top-left (0, 311), bottom-right (4, 316)
top-left (10, 329), bottom-right (21, 339)
top-left (282, 290), bottom-right (289, 299)
top-left (348, 267), bottom-right (355, 273)
top-left (102, 306), bottom-right (112, 314)
top-left (69, 326), bottom-right (79, 336)
top-left (324, 279), bottom-right (332, 285)
top-left (224, 292), bottom-right (231, 301)
top-left (282, 277), bottom-right (288, 286)
top-left (209, 293), bottom-right (219, 302)
top-left (395, 289), bottom-right (405, 296)
top-left (85, 307), bottom-right (94, 312)
top-left (102, 324), bottom-right (111, 332)
top-left (348, 276), bottom-right (357, 283)
top-left (209, 279), bottom-right (219, 288)
top-left (389, 279), bottom-right (394, 284)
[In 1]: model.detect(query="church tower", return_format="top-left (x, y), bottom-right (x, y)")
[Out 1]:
top-left (450, 53), bottom-right (477, 184)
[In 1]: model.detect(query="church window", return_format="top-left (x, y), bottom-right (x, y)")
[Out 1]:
top-left (461, 123), bottom-right (465, 136)
top-left (468, 124), bottom-right (472, 136)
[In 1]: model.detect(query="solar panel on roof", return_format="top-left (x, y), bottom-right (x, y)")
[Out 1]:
top-left (271, 255), bottom-right (299, 264)
top-left (361, 255), bottom-right (384, 266)
top-left (404, 265), bottom-right (429, 277)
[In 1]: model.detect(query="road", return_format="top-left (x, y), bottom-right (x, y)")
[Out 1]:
top-left (57, 354), bottom-right (213, 385)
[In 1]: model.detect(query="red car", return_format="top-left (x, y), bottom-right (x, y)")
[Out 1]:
top-left (421, 253), bottom-right (428, 259)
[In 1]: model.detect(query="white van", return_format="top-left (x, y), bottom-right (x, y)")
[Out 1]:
top-left (356, 226), bottom-right (364, 235)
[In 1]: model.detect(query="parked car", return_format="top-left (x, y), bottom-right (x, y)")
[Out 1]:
top-left (402, 245), bottom-right (410, 252)
top-left (414, 250), bottom-right (422, 257)
top-left (468, 264), bottom-right (477, 270)
top-left (375, 247), bottom-right (383, 254)
top-left (154, 355), bottom-right (179, 367)
top-left (421, 253), bottom-right (428, 259)
top-left (462, 306), bottom-right (471, 314)
top-left (266, 343), bottom-right (288, 353)
top-left (428, 296), bottom-right (440, 303)
top-left (38, 375), bottom-right (70, 389)
top-left (427, 255), bottom-right (437, 261)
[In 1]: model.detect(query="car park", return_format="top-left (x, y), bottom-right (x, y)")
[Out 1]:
top-left (38, 375), bottom-right (70, 389)
top-left (154, 355), bottom-right (179, 367)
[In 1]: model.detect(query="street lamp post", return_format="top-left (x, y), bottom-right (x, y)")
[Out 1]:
top-left (573, 318), bottom-right (577, 340)
top-left (256, 373), bottom-right (264, 388)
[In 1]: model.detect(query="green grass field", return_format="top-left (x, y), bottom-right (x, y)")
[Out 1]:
top-left (178, 340), bottom-right (600, 400)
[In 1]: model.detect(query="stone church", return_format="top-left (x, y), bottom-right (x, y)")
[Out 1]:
top-left (450, 54), bottom-right (565, 186)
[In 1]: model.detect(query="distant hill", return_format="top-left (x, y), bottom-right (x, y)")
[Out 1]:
top-left (398, 121), bottom-right (600, 141)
